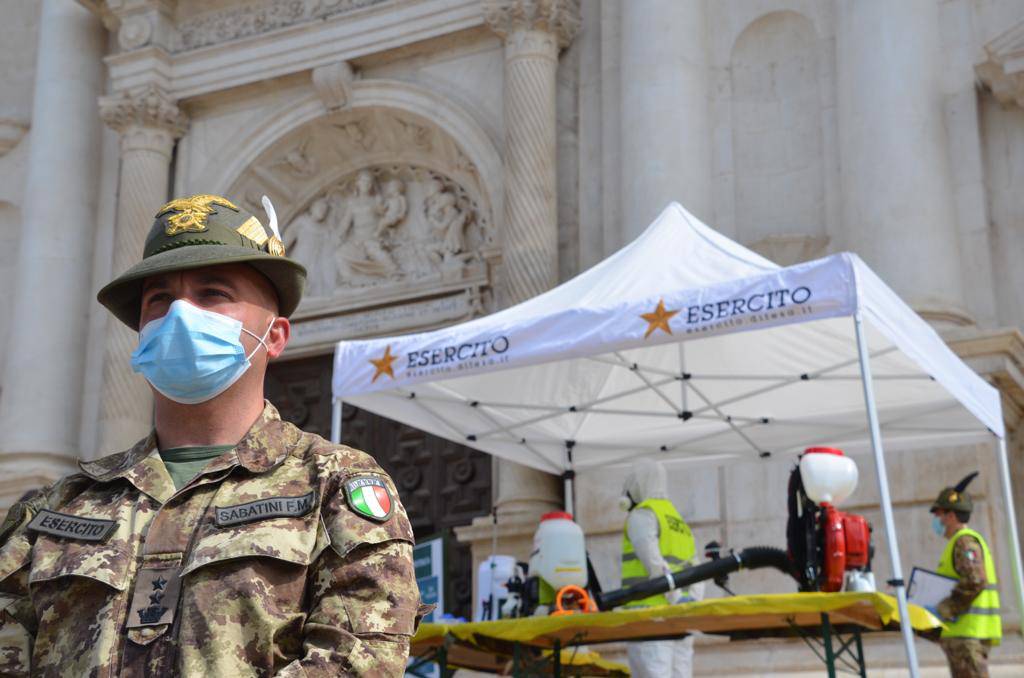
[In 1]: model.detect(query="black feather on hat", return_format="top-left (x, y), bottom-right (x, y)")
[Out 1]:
top-left (954, 472), bottom-right (978, 494)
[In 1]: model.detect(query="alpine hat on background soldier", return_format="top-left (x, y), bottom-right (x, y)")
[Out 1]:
top-left (929, 471), bottom-right (1002, 678)
top-left (0, 194), bottom-right (426, 676)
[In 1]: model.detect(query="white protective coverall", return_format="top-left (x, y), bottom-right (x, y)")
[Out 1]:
top-left (623, 459), bottom-right (703, 678)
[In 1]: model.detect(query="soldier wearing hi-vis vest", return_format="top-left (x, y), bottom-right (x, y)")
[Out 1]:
top-left (929, 472), bottom-right (1001, 678)
top-left (619, 458), bottom-right (700, 678)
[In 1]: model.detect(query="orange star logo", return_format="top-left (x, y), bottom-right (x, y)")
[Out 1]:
top-left (640, 299), bottom-right (679, 339)
top-left (369, 345), bottom-right (398, 383)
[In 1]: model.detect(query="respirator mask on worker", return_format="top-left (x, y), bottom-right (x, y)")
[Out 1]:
top-left (618, 490), bottom-right (638, 512)
top-left (130, 300), bottom-right (275, 404)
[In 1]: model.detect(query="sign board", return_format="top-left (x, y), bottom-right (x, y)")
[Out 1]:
top-left (414, 536), bottom-right (444, 623)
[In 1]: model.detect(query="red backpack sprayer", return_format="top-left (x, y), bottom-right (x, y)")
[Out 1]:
top-left (595, 447), bottom-right (874, 610)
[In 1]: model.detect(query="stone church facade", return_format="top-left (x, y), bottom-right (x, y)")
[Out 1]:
top-left (1, 0), bottom-right (1024, 673)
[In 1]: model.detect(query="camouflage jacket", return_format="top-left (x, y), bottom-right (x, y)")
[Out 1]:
top-left (0, 403), bottom-right (425, 677)
top-left (937, 533), bottom-right (988, 620)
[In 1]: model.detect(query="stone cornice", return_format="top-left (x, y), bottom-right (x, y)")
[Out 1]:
top-left (482, 0), bottom-right (580, 47)
top-left (99, 84), bottom-right (189, 138)
top-left (976, 20), bottom-right (1024, 109)
top-left (174, 0), bottom-right (391, 53)
top-left (104, 0), bottom-right (485, 99)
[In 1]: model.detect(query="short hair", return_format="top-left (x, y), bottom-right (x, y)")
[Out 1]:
top-left (954, 509), bottom-right (971, 524)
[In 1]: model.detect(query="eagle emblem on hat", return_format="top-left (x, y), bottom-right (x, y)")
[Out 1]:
top-left (158, 194), bottom-right (240, 236)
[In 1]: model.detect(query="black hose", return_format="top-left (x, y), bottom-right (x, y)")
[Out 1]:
top-left (595, 546), bottom-right (795, 611)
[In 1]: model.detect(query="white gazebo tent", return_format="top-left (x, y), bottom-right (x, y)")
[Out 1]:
top-left (330, 203), bottom-right (1023, 675)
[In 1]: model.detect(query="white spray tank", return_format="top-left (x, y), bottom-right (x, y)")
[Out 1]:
top-left (799, 447), bottom-right (858, 505)
top-left (531, 511), bottom-right (588, 593)
top-left (474, 555), bottom-right (518, 621)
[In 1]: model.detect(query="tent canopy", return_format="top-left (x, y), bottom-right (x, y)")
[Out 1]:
top-left (332, 203), bottom-right (1004, 476)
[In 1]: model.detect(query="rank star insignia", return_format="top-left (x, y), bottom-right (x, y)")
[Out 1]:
top-left (158, 194), bottom-right (240, 235)
top-left (369, 345), bottom-right (398, 383)
top-left (640, 299), bottom-right (680, 339)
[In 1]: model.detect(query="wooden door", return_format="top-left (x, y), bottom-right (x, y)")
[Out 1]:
top-left (265, 354), bottom-right (491, 618)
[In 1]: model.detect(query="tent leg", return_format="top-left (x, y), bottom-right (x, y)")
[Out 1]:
top-left (331, 398), bottom-right (343, 444)
top-left (853, 314), bottom-right (920, 678)
top-left (995, 436), bottom-right (1024, 637)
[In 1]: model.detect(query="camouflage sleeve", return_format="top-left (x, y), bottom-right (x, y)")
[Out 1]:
top-left (0, 491), bottom-right (45, 678)
top-left (274, 541), bottom-right (421, 677)
top-left (937, 535), bottom-right (987, 620)
top-left (274, 462), bottom-right (422, 677)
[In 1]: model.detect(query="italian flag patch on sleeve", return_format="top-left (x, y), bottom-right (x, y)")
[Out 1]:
top-left (343, 476), bottom-right (394, 522)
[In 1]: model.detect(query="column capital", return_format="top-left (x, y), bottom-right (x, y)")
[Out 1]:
top-left (99, 84), bottom-right (188, 153)
top-left (482, 0), bottom-right (580, 48)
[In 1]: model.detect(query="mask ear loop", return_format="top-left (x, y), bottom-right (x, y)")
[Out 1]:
top-left (242, 316), bottom-right (278, 361)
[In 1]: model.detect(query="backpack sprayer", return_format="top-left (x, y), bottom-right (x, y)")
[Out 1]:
top-left (594, 447), bottom-right (875, 611)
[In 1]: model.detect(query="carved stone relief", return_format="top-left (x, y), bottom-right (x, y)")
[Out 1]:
top-left (283, 165), bottom-right (486, 297)
top-left (228, 106), bottom-right (497, 352)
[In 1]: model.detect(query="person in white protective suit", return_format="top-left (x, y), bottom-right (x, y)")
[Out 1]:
top-left (620, 458), bottom-right (702, 678)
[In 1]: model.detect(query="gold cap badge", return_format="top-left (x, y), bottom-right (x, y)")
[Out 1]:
top-left (158, 194), bottom-right (239, 235)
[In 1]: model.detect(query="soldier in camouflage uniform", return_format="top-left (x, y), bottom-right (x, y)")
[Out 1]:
top-left (929, 473), bottom-right (1001, 678)
top-left (0, 195), bottom-right (426, 676)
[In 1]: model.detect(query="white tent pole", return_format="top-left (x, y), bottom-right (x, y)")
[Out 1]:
top-left (564, 473), bottom-right (574, 516)
top-left (995, 436), bottom-right (1024, 636)
top-left (854, 314), bottom-right (920, 677)
top-left (331, 398), bottom-right (343, 444)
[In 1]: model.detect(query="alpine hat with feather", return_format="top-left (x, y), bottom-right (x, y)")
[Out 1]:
top-left (931, 471), bottom-right (978, 514)
top-left (98, 194), bottom-right (306, 330)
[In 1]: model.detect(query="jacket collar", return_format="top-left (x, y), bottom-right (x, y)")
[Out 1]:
top-left (79, 401), bottom-right (299, 504)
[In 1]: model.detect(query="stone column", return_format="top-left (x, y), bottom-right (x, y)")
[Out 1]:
top-left (0, 0), bottom-right (105, 506)
top-left (620, 0), bottom-right (711, 239)
top-left (837, 0), bottom-right (969, 324)
top-left (96, 86), bottom-right (187, 454)
top-left (485, 0), bottom-right (580, 304)
top-left (455, 1), bottom-right (578, 579)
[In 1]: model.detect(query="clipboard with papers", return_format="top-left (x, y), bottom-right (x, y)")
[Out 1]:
top-left (907, 567), bottom-right (957, 609)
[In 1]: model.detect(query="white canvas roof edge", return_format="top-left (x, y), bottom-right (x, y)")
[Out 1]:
top-left (847, 252), bottom-right (1005, 439)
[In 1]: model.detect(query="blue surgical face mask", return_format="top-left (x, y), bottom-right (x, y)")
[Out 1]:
top-left (130, 300), bottom-right (275, 404)
top-left (932, 515), bottom-right (945, 537)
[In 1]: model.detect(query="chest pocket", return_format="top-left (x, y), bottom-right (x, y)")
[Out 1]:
top-left (182, 494), bottom-right (324, 577)
top-left (27, 493), bottom-right (140, 592)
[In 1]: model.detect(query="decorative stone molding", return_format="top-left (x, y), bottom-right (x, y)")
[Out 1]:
top-left (977, 20), bottom-right (1024, 109)
top-left (482, 0), bottom-right (581, 48)
top-left (99, 84), bottom-right (189, 153)
top-left (312, 61), bottom-right (356, 112)
top-left (0, 118), bottom-right (29, 157)
top-left (173, 0), bottom-right (390, 53)
top-left (77, 0), bottom-right (176, 51)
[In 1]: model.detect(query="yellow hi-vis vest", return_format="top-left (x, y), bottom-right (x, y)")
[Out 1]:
top-left (937, 527), bottom-right (1001, 643)
top-left (621, 498), bottom-right (696, 607)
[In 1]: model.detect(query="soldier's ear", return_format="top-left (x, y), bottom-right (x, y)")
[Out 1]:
top-left (265, 317), bottom-right (290, 359)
